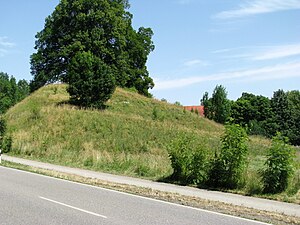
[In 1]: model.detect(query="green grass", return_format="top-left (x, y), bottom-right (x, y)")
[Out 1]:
top-left (4, 84), bottom-right (300, 203)
top-left (5, 84), bottom-right (222, 179)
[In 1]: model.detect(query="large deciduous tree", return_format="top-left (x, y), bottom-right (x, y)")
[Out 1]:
top-left (30, 0), bottom-right (155, 108)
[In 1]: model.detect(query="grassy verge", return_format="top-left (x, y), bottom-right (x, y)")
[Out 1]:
top-left (1, 160), bottom-right (299, 225)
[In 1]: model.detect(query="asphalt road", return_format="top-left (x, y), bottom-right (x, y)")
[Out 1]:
top-left (4, 155), bottom-right (299, 217)
top-left (0, 166), bottom-right (268, 225)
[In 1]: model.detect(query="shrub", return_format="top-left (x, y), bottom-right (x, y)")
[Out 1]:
top-left (1, 136), bottom-right (12, 153)
top-left (261, 133), bottom-right (296, 194)
top-left (0, 117), bottom-right (12, 153)
top-left (167, 133), bottom-right (208, 185)
top-left (0, 117), bottom-right (5, 136)
top-left (207, 124), bottom-right (248, 189)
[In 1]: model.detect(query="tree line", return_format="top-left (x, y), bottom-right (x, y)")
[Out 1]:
top-left (0, 72), bottom-right (29, 153)
top-left (201, 85), bottom-right (300, 146)
top-left (0, 72), bottom-right (29, 114)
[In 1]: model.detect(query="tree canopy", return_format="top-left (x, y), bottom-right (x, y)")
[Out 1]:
top-left (201, 85), bottom-right (230, 124)
top-left (201, 86), bottom-right (300, 145)
top-left (0, 72), bottom-right (29, 114)
top-left (30, 0), bottom-right (155, 107)
top-left (231, 93), bottom-right (272, 136)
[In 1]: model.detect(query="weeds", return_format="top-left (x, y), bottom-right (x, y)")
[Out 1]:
top-left (167, 133), bottom-right (208, 185)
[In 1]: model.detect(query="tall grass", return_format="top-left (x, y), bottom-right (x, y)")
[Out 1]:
top-left (4, 85), bottom-right (300, 202)
top-left (5, 84), bottom-right (221, 179)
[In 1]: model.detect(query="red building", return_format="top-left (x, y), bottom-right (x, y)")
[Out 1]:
top-left (183, 105), bottom-right (204, 116)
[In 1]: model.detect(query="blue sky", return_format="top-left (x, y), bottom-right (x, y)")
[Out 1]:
top-left (1, 0), bottom-right (300, 105)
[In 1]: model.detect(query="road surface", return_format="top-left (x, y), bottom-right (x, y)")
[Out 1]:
top-left (3, 155), bottom-right (300, 218)
top-left (0, 166), bottom-right (268, 225)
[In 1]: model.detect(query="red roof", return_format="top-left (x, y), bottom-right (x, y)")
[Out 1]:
top-left (183, 106), bottom-right (204, 116)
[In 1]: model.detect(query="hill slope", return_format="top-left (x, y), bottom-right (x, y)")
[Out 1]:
top-left (5, 84), bottom-right (271, 180)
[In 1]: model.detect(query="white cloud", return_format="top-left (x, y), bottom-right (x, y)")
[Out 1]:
top-left (252, 44), bottom-right (300, 60)
top-left (215, 0), bottom-right (300, 19)
top-left (184, 59), bottom-right (209, 67)
top-left (0, 37), bottom-right (15, 57)
top-left (0, 37), bottom-right (15, 48)
top-left (213, 43), bottom-right (300, 61)
top-left (154, 61), bottom-right (300, 90)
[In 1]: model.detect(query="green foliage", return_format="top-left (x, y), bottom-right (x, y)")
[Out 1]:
top-left (230, 93), bottom-right (271, 131)
top-left (174, 101), bottom-right (182, 106)
top-left (207, 124), bottom-right (248, 189)
top-left (228, 89), bottom-right (300, 146)
top-left (262, 133), bottom-right (296, 194)
top-left (4, 85), bottom-right (300, 201)
top-left (211, 85), bottom-right (231, 123)
top-left (167, 134), bottom-right (208, 185)
top-left (5, 84), bottom-right (222, 179)
top-left (152, 107), bottom-right (159, 120)
top-left (0, 72), bottom-right (29, 114)
top-left (0, 117), bottom-right (6, 137)
top-left (1, 136), bottom-right (12, 153)
top-left (151, 106), bottom-right (167, 121)
top-left (267, 89), bottom-right (300, 146)
top-left (67, 51), bottom-right (116, 108)
top-left (30, 0), bottom-right (155, 103)
top-left (248, 120), bottom-right (268, 136)
top-left (201, 85), bottom-right (230, 124)
top-left (201, 91), bottom-right (212, 119)
top-left (286, 90), bottom-right (300, 145)
top-left (0, 117), bottom-right (12, 153)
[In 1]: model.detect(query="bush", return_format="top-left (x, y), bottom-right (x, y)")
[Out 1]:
top-left (167, 134), bottom-right (208, 185)
top-left (0, 117), bottom-right (12, 153)
top-left (0, 117), bottom-right (5, 136)
top-left (207, 124), bottom-right (248, 189)
top-left (1, 136), bottom-right (12, 153)
top-left (261, 133), bottom-right (296, 194)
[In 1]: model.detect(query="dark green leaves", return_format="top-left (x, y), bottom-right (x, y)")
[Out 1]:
top-left (201, 85), bottom-right (230, 124)
top-left (0, 72), bottom-right (29, 114)
top-left (30, 0), bottom-right (155, 106)
top-left (67, 51), bottom-right (115, 109)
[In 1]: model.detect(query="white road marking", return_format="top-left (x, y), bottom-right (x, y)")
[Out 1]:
top-left (39, 196), bottom-right (107, 219)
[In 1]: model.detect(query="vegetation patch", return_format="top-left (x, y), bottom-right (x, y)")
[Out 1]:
top-left (4, 84), bottom-right (300, 202)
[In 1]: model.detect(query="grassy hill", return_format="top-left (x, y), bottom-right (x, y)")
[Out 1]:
top-left (4, 84), bottom-right (300, 202)
top-left (5, 84), bottom-right (227, 178)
